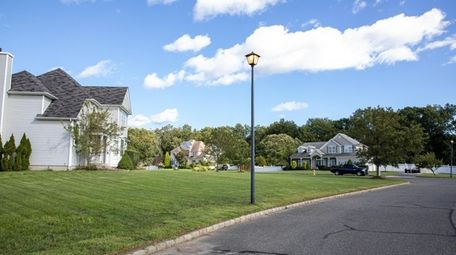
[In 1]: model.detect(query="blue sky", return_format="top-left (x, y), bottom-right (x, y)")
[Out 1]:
top-left (1, 0), bottom-right (455, 129)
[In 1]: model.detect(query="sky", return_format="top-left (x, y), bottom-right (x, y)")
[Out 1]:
top-left (1, 0), bottom-right (456, 129)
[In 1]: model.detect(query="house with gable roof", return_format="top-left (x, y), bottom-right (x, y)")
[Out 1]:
top-left (290, 133), bottom-right (366, 169)
top-left (0, 51), bottom-right (131, 170)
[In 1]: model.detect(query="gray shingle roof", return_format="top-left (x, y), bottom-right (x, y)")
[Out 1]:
top-left (11, 71), bottom-right (53, 94)
top-left (10, 68), bottom-right (128, 119)
top-left (302, 142), bottom-right (326, 149)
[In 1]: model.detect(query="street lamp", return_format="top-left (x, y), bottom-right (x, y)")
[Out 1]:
top-left (245, 51), bottom-right (260, 204)
top-left (451, 140), bottom-right (454, 178)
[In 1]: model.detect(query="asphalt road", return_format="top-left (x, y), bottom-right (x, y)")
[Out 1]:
top-left (157, 177), bottom-right (456, 255)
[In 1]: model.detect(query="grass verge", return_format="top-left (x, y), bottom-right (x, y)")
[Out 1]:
top-left (0, 170), bottom-right (403, 255)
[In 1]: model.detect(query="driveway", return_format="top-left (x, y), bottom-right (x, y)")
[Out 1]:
top-left (157, 177), bottom-right (456, 255)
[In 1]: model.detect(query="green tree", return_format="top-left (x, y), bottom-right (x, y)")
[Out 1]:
top-left (0, 135), bottom-right (3, 171)
top-left (155, 125), bottom-right (183, 154)
top-left (66, 102), bottom-right (121, 168)
top-left (256, 155), bottom-right (267, 166)
top-left (164, 152), bottom-right (171, 168)
top-left (399, 104), bottom-right (456, 164)
top-left (14, 134), bottom-right (30, 171)
top-left (351, 107), bottom-right (425, 177)
top-left (118, 153), bottom-right (134, 170)
top-left (265, 119), bottom-right (300, 139)
top-left (2, 135), bottom-right (16, 171)
top-left (414, 152), bottom-right (442, 176)
top-left (127, 128), bottom-right (161, 165)
top-left (299, 118), bottom-right (338, 142)
top-left (24, 137), bottom-right (32, 170)
top-left (257, 134), bottom-right (301, 166)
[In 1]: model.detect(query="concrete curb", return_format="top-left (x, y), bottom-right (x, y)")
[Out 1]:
top-left (126, 182), bottom-right (409, 255)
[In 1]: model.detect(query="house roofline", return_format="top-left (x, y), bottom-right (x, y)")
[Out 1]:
top-left (35, 116), bottom-right (78, 121)
top-left (8, 90), bottom-right (58, 100)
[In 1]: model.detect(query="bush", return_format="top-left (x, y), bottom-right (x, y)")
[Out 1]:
top-left (256, 156), bottom-right (267, 166)
top-left (118, 153), bottom-right (134, 170)
top-left (164, 152), bottom-right (171, 168)
top-left (192, 164), bottom-right (210, 172)
top-left (125, 149), bottom-right (140, 168)
top-left (291, 160), bottom-right (297, 169)
top-left (0, 135), bottom-right (3, 171)
top-left (2, 135), bottom-right (16, 171)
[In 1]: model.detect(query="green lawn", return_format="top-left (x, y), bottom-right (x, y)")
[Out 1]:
top-left (0, 170), bottom-right (403, 255)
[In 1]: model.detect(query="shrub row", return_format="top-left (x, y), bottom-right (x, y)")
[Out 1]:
top-left (0, 134), bottom-right (32, 171)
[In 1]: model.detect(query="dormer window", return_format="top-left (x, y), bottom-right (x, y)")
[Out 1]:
top-left (328, 146), bottom-right (337, 154)
top-left (344, 145), bottom-right (353, 153)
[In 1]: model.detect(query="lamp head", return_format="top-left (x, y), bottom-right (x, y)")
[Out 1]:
top-left (245, 52), bottom-right (260, 66)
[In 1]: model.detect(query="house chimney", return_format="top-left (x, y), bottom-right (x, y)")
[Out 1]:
top-left (0, 51), bottom-right (14, 136)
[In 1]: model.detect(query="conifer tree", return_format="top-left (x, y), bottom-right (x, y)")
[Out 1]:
top-left (2, 135), bottom-right (16, 171)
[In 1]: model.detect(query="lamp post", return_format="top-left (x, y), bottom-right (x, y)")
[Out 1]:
top-left (451, 140), bottom-right (454, 178)
top-left (245, 51), bottom-right (260, 204)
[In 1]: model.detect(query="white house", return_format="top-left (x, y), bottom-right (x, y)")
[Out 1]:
top-left (0, 51), bottom-right (132, 170)
top-left (290, 133), bottom-right (366, 169)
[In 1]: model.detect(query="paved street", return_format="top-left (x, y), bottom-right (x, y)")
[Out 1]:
top-left (157, 177), bottom-right (456, 255)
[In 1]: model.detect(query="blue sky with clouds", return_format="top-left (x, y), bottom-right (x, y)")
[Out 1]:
top-left (1, 0), bottom-right (455, 129)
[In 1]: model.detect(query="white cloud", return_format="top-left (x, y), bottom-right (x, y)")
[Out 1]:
top-left (163, 34), bottom-right (211, 52)
top-left (194, 0), bottom-right (284, 21)
top-left (147, 0), bottom-right (177, 6)
top-left (352, 0), bottom-right (367, 14)
top-left (302, 19), bottom-right (320, 29)
top-left (151, 8), bottom-right (449, 87)
top-left (128, 108), bottom-right (179, 127)
top-left (60, 0), bottom-right (95, 5)
top-left (78, 60), bottom-right (114, 78)
top-left (447, 55), bottom-right (456, 65)
top-left (417, 35), bottom-right (456, 52)
top-left (143, 70), bottom-right (185, 89)
top-left (272, 101), bottom-right (309, 112)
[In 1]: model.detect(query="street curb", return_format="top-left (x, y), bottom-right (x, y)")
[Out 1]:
top-left (126, 182), bottom-right (409, 255)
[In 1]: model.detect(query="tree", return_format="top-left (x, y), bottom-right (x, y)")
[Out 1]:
top-left (257, 134), bottom-right (301, 166)
top-left (299, 118), bottom-right (338, 142)
top-left (155, 125), bottom-right (183, 154)
top-left (265, 119), bottom-right (300, 139)
top-left (118, 153), bottom-right (134, 170)
top-left (66, 102), bottom-right (121, 168)
top-left (15, 134), bottom-right (30, 171)
top-left (256, 155), bottom-right (267, 166)
top-left (128, 128), bottom-right (161, 166)
top-left (399, 104), bottom-right (456, 164)
top-left (351, 107), bottom-right (425, 177)
top-left (164, 152), bottom-right (171, 168)
top-left (2, 135), bottom-right (16, 171)
top-left (0, 135), bottom-right (3, 171)
top-left (414, 152), bottom-right (442, 176)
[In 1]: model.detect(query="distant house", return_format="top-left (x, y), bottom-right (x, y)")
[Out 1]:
top-left (170, 140), bottom-right (207, 166)
top-left (290, 133), bottom-right (366, 169)
top-left (0, 51), bottom-right (132, 170)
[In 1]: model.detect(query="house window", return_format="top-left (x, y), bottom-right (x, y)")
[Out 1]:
top-left (120, 111), bottom-right (127, 127)
top-left (328, 146), bottom-right (336, 154)
top-left (344, 145), bottom-right (353, 153)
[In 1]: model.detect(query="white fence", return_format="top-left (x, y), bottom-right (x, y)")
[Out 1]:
top-left (368, 163), bottom-right (455, 174)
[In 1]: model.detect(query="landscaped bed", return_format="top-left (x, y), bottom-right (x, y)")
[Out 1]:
top-left (0, 170), bottom-right (403, 255)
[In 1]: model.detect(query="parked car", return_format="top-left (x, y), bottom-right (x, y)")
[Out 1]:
top-left (330, 164), bottom-right (367, 176)
top-left (404, 168), bottom-right (420, 173)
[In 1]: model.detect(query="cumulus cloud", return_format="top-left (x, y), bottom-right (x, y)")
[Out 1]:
top-left (164, 34), bottom-right (211, 52)
top-left (128, 108), bottom-right (179, 127)
top-left (78, 60), bottom-right (114, 78)
top-left (352, 0), bottom-right (367, 14)
top-left (148, 8), bottom-right (449, 87)
top-left (272, 101), bottom-right (309, 112)
top-left (194, 0), bottom-right (284, 21)
top-left (144, 70), bottom-right (185, 89)
top-left (147, 0), bottom-right (177, 6)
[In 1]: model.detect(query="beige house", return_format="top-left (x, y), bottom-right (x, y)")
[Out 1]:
top-left (170, 140), bottom-right (207, 166)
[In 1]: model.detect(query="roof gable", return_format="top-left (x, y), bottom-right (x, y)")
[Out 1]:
top-left (10, 68), bottom-right (130, 119)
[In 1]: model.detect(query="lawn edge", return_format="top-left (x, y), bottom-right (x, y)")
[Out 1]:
top-left (125, 181), bottom-right (409, 255)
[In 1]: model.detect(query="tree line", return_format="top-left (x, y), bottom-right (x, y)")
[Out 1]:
top-left (127, 104), bottom-right (456, 172)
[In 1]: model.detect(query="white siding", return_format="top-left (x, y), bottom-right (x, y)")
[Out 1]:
top-left (3, 95), bottom-right (72, 170)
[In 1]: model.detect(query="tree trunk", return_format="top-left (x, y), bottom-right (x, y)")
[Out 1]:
top-left (376, 164), bottom-right (380, 177)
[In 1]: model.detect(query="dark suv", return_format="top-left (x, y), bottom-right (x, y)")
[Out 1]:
top-left (330, 164), bottom-right (367, 176)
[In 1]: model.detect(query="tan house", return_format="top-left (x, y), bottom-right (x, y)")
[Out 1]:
top-left (170, 140), bottom-right (207, 166)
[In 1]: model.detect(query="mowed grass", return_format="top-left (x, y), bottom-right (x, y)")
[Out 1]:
top-left (0, 170), bottom-right (403, 255)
